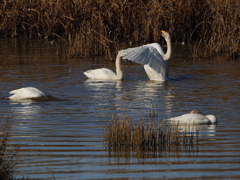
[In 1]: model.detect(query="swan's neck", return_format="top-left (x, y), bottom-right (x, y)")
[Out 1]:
top-left (162, 36), bottom-right (171, 61)
top-left (115, 54), bottom-right (123, 80)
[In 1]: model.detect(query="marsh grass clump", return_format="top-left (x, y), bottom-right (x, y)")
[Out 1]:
top-left (104, 115), bottom-right (198, 154)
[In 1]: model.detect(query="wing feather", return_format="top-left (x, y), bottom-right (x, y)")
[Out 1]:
top-left (119, 43), bottom-right (167, 75)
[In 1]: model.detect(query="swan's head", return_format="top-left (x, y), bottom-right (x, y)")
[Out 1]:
top-left (206, 115), bottom-right (218, 124)
top-left (161, 30), bottom-right (170, 39)
top-left (190, 110), bottom-right (217, 124)
top-left (190, 110), bottom-right (204, 115)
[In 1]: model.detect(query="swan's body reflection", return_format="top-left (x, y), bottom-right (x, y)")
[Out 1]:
top-left (84, 79), bottom-right (122, 90)
top-left (129, 81), bottom-right (174, 113)
top-left (10, 101), bottom-right (42, 118)
top-left (84, 79), bottom-right (174, 117)
top-left (83, 80), bottom-right (124, 112)
top-left (9, 102), bottom-right (43, 138)
top-left (177, 124), bottom-right (217, 137)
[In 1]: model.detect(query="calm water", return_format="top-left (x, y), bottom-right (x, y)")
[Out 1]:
top-left (1, 38), bottom-right (240, 179)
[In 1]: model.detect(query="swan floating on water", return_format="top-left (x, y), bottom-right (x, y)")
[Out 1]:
top-left (119, 30), bottom-right (171, 82)
top-left (8, 87), bottom-right (46, 100)
top-left (84, 54), bottom-right (123, 80)
top-left (168, 110), bottom-right (217, 125)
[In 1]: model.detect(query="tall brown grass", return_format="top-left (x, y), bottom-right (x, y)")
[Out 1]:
top-left (0, 117), bottom-right (15, 180)
top-left (0, 117), bottom-right (25, 180)
top-left (104, 115), bottom-right (198, 156)
top-left (0, 0), bottom-right (239, 59)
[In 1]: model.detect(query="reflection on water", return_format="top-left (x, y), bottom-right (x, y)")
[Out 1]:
top-left (11, 103), bottom-right (41, 118)
top-left (0, 39), bottom-right (240, 179)
top-left (84, 79), bottom-right (123, 90)
top-left (177, 124), bottom-right (216, 137)
top-left (133, 81), bottom-right (174, 114)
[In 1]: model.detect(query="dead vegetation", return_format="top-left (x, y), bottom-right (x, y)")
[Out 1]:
top-left (103, 114), bottom-right (198, 156)
top-left (0, 117), bottom-right (24, 180)
top-left (0, 0), bottom-right (239, 59)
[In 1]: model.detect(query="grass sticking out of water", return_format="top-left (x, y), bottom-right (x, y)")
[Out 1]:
top-left (104, 114), bottom-right (198, 157)
top-left (0, 117), bottom-right (25, 180)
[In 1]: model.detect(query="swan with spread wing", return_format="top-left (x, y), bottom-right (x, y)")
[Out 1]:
top-left (119, 30), bottom-right (171, 82)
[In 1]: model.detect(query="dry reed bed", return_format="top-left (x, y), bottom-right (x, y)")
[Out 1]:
top-left (104, 115), bottom-right (198, 154)
top-left (0, 0), bottom-right (239, 59)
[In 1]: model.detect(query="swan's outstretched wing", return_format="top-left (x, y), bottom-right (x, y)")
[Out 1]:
top-left (119, 43), bottom-right (166, 75)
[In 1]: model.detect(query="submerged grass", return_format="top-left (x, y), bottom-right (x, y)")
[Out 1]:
top-left (0, 0), bottom-right (239, 59)
top-left (104, 114), bottom-right (198, 156)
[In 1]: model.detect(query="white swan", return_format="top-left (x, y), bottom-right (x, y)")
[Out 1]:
top-left (168, 110), bottom-right (217, 125)
top-left (119, 30), bottom-right (171, 82)
top-left (8, 87), bottom-right (46, 100)
top-left (84, 54), bottom-right (123, 80)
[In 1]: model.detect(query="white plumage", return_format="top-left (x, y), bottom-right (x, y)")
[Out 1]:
top-left (119, 30), bottom-right (171, 82)
top-left (168, 110), bottom-right (217, 125)
top-left (84, 54), bottom-right (123, 80)
top-left (8, 87), bottom-right (46, 100)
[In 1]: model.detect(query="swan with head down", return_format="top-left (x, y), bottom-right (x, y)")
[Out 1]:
top-left (8, 87), bottom-right (46, 100)
top-left (168, 110), bottom-right (217, 125)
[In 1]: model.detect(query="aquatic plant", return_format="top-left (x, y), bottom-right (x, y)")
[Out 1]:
top-left (0, 117), bottom-right (25, 180)
top-left (103, 114), bottom-right (198, 154)
top-left (0, 0), bottom-right (239, 59)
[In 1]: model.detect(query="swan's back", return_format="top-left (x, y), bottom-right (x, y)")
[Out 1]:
top-left (8, 87), bottom-right (46, 100)
top-left (169, 113), bottom-right (215, 125)
top-left (84, 68), bottom-right (117, 80)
